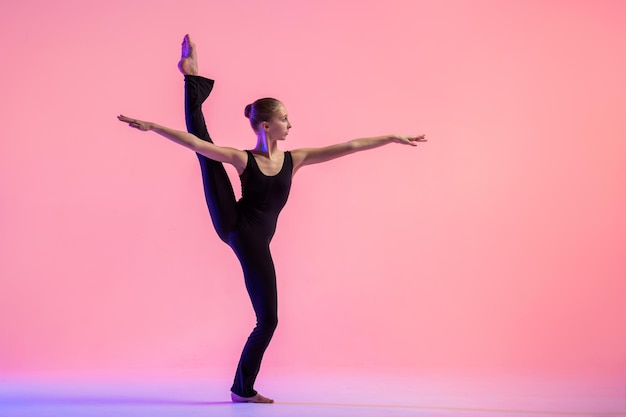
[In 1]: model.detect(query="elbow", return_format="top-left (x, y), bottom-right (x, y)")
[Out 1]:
top-left (192, 137), bottom-right (211, 154)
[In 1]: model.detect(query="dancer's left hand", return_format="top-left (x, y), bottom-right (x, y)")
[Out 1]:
top-left (392, 134), bottom-right (427, 146)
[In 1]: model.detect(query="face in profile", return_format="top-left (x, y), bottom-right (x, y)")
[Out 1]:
top-left (265, 104), bottom-right (291, 141)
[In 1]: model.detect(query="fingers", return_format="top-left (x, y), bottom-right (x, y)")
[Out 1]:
top-left (117, 115), bottom-right (141, 129)
top-left (117, 115), bottom-right (135, 125)
top-left (399, 134), bottom-right (426, 146)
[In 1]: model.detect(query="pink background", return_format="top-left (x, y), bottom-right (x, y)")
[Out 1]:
top-left (1, 0), bottom-right (625, 380)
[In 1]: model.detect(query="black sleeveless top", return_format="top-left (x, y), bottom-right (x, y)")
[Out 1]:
top-left (237, 150), bottom-right (293, 241)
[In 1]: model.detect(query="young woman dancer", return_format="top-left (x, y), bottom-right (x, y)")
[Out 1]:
top-left (118, 34), bottom-right (426, 404)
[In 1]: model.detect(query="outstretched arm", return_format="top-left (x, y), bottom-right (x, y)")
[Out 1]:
top-left (291, 134), bottom-right (426, 173)
top-left (117, 115), bottom-right (247, 173)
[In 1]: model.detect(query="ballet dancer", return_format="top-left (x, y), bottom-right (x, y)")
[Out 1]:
top-left (118, 34), bottom-right (426, 404)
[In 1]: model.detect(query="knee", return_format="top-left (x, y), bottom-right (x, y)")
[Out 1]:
top-left (258, 314), bottom-right (278, 334)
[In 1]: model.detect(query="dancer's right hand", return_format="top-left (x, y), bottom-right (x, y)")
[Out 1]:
top-left (118, 115), bottom-right (152, 131)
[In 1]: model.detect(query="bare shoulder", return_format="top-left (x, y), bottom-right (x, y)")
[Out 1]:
top-left (289, 148), bottom-right (311, 173)
top-left (226, 147), bottom-right (249, 174)
top-left (289, 148), bottom-right (307, 164)
top-left (196, 142), bottom-right (248, 174)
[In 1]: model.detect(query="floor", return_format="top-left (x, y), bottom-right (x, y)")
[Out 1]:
top-left (1, 370), bottom-right (624, 417)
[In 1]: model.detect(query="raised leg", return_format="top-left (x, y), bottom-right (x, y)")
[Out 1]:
top-left (180, 35), bottom-right (237, 243)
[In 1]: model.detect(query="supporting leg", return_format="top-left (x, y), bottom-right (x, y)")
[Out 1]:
top-left (230, 239), bottom-right (278, 401)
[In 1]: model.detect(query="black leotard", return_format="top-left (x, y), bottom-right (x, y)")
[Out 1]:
top-left (237, 149), bottom-right (293, 243)
top-left (184, 75), bottom-right (292, 398)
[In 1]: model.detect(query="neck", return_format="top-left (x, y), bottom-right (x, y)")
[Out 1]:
top-left (254, 131), bottom-right (279, 157)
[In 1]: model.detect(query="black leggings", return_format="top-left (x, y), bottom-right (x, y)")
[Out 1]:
top-left (184, 75), bottom-right (278, 398)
